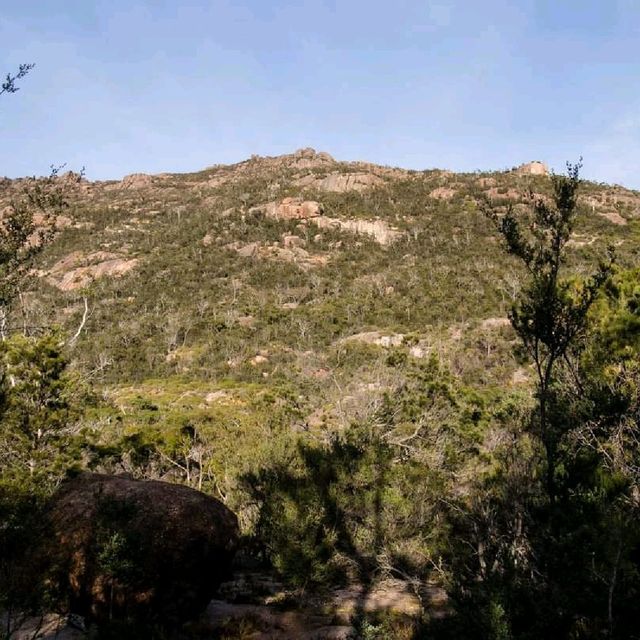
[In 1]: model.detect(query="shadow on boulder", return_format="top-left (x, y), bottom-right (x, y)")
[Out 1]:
top-left (31, 473), bottom-right (239, 629)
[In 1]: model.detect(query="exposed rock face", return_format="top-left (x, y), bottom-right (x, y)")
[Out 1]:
top-left (429, 186), bottom-right (457, 200)
top-left (596, 209), bottom-right (627, 225)
top-left (516, 161), bottom-right (549, 176)
top-left (45, 251), bottom-right (139, 291)
top-left (120, 173), bottom-right (153, 189)
top-left (226, 241), bottom-right (328, 270)
top-left (341, 331), bottom-right (405, 347)
top-left (313, 216), bottom-right (404, 245)
top-left (289, 147), bottom-right (335, 169)
top-left (295, 172), bottom-right (384, 192)
top-left (38, 473), bottom-right (239, 625)
top-left (261, 197), bottom-right (323, 220)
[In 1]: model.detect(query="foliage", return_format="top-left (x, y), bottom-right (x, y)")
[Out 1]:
top-left (0, 63), bottom-right (34, 97)
top-left (429, 165), bottom-right (640, 638)
top-left (242, 355), bottom-right (500, 592)
top-left (0, 69), bottom-right (89, 630)
top-left (0, 332), bottom-right (83, 486)
top-left (483, 161), bottom-right (614, 499)
top-left (0, 166), bottom-right (82, 337)
top-left (1, 107), bottom-right (640, 636)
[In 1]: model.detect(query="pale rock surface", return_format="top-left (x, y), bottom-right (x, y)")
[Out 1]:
top-left (429, 186), bottom-right (457, 200)
top-left (481, 317), bottom-right (512, 330)
top-left (516, 161), bottom-right (549, 176)
top-left (295, 172), bottom-right (384, 192)
top-left (46, 251), bottom-right (139, 291)
top-left (120, 173), bottom-right (153, 189)
top-left (341, 331), bottom-right (404, 347)
top-left (313, 216), bottom-right (403, 245)
top-left (282, 234), bottom-right (306, 248)
top-left (261, 197), bottom-right (323, 220)
top-left (227, 240), bottom-right (328, 269)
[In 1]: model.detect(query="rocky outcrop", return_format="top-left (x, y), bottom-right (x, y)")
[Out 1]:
top-left (429, 186), bottom-right (457, 200)
top-left (295, 172), bottom-right (384, 192)
top-left (254, 199), bottom-right (401, 244)
top-left (225, 240), bottom-right (327, 269)
top-left (313, 216), bottom-right (404, 245)
top-left (120, 173), bottom-right (153, 189)
top-left (260, 197), bottom-right (323, 220)
top-left (516, 161), bottom-right (549, 176)
top-left (45, 251), bottom-right (139, 291)
top-left (34, 473), bottom-right (239, 626)
top-left (289, 147), bottom-right (335, 169)
top-left (596, 209), bottom-right (627, 225)
top-left (282, 234), bottom-right (306, 248)
top-left (204, 574), bottom-right (442, 639)
top-left (480, 317), bottom-right (511, 330)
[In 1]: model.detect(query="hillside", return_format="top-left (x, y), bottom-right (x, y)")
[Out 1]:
top-left (3, 152), bottom-right (635, 373)
top-left (2, 149), bottom-right (640, 637)
top-left (2, 149), bottom-right (639, 464)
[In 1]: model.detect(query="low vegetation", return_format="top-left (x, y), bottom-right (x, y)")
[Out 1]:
top-left (1, 133), bottom-right (639, 638)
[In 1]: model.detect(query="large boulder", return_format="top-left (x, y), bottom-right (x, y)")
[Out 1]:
top-left (37, 473), bottom-right (239, 626)
top-left (261, 197), bottom-right (323, 220)
top-left (516, 161), bottom-right (549, 176)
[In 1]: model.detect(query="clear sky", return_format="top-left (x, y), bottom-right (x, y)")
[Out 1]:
top-left (1, 1), bottom-right (639, 187)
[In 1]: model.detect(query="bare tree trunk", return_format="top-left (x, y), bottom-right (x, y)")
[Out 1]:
top-left (68, 297), bottom-right (89, 345)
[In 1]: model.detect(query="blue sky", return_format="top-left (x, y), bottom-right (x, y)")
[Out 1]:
top-left (1, 1), bottom-right (639, 187)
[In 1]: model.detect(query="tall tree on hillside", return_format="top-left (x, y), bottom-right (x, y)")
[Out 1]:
top-left (468, 164), bottom-right (640, 638)
top-left (0, 64), bottom-right (87, 636)
top-left (483, 161), bottom-right (613, 502)
top-left (0, 64), bottom-right (81, 337)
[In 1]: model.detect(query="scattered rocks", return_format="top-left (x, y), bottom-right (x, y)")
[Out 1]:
top-left (568, 234), bottom-right (598, 247)
top-left (204, 574), bottom-right (438, 639)
top-left (226, 241), bottom-right (328, 269)
top-left (332, 579), bottom-right (423, 621)
top-left (205, 390), bottom-right (231, 403)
